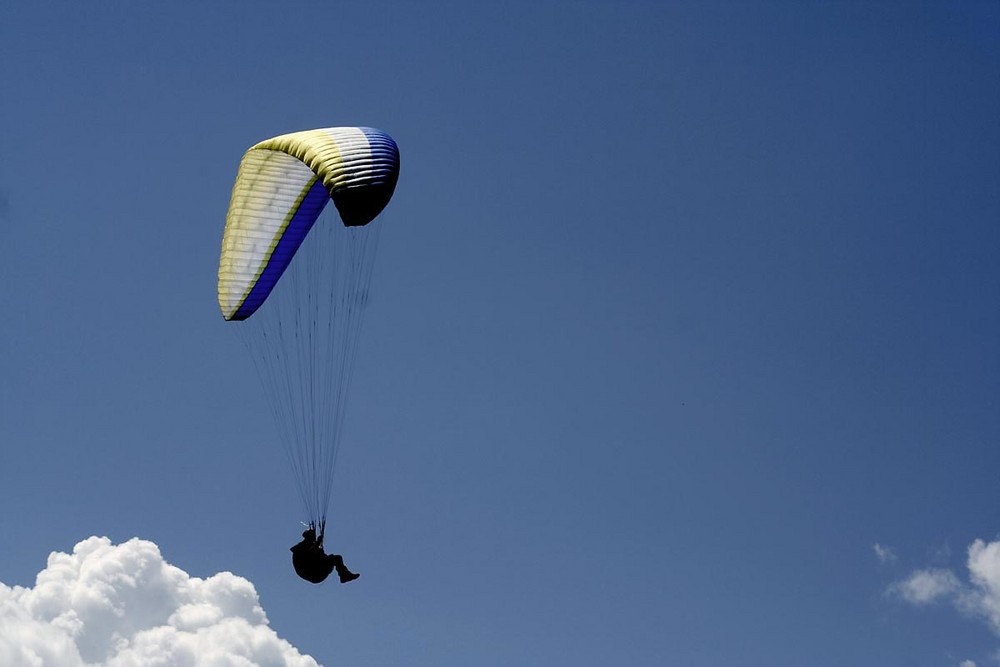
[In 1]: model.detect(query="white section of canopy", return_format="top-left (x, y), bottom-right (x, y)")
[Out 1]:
top-left (218, 150), bottom-right (316, 320)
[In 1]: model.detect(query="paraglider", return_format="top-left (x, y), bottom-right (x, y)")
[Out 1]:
top-left (291, 524), bottom-right (360, 584)
top-left (217, 127), bottom-right (400, 583)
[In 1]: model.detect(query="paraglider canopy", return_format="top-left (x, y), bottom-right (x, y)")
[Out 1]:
top-left (217, 126), bottom-right (400, 536)
top-left (218, 126), bottom-right (399, 321)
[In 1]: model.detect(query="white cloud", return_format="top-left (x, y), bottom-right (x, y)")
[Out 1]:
top-left (874, 543), bottom-right (898, 565)
top-left (959, 660), bottom-right (976, 667)
top-left (890, 536), bottom-right (1000, 641)
top-left (0, 536), bottom-right (319, 667)
top-left (962, 539), bottom-right (1000, 635)
top-left (890, 568), bottom-right (961, 605)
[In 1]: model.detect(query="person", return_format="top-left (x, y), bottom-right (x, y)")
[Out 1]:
top-left (290, 525), bottom-right (360, 584)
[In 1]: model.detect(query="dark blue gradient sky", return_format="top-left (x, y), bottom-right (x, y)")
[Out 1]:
top-left (1, 2), bottom-right (998, 665)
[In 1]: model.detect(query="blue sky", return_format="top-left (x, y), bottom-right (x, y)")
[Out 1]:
top-left (1, 2), bottom-right (998, 665)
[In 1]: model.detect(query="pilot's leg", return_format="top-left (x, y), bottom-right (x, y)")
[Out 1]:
top-left (329, 554), bottom-right (360, 583)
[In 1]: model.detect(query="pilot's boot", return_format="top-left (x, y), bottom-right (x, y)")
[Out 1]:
top-left (338, 567), bottom-right (361, 584)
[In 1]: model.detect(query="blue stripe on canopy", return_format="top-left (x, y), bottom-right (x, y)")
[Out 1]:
top-left (231, 179), bottom-right (331, 321)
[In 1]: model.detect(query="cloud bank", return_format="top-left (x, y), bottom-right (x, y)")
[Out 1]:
top-left (890, 537), bottom-right (1000, 637)
top-left (0, 536), bottom-right (319, 667)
